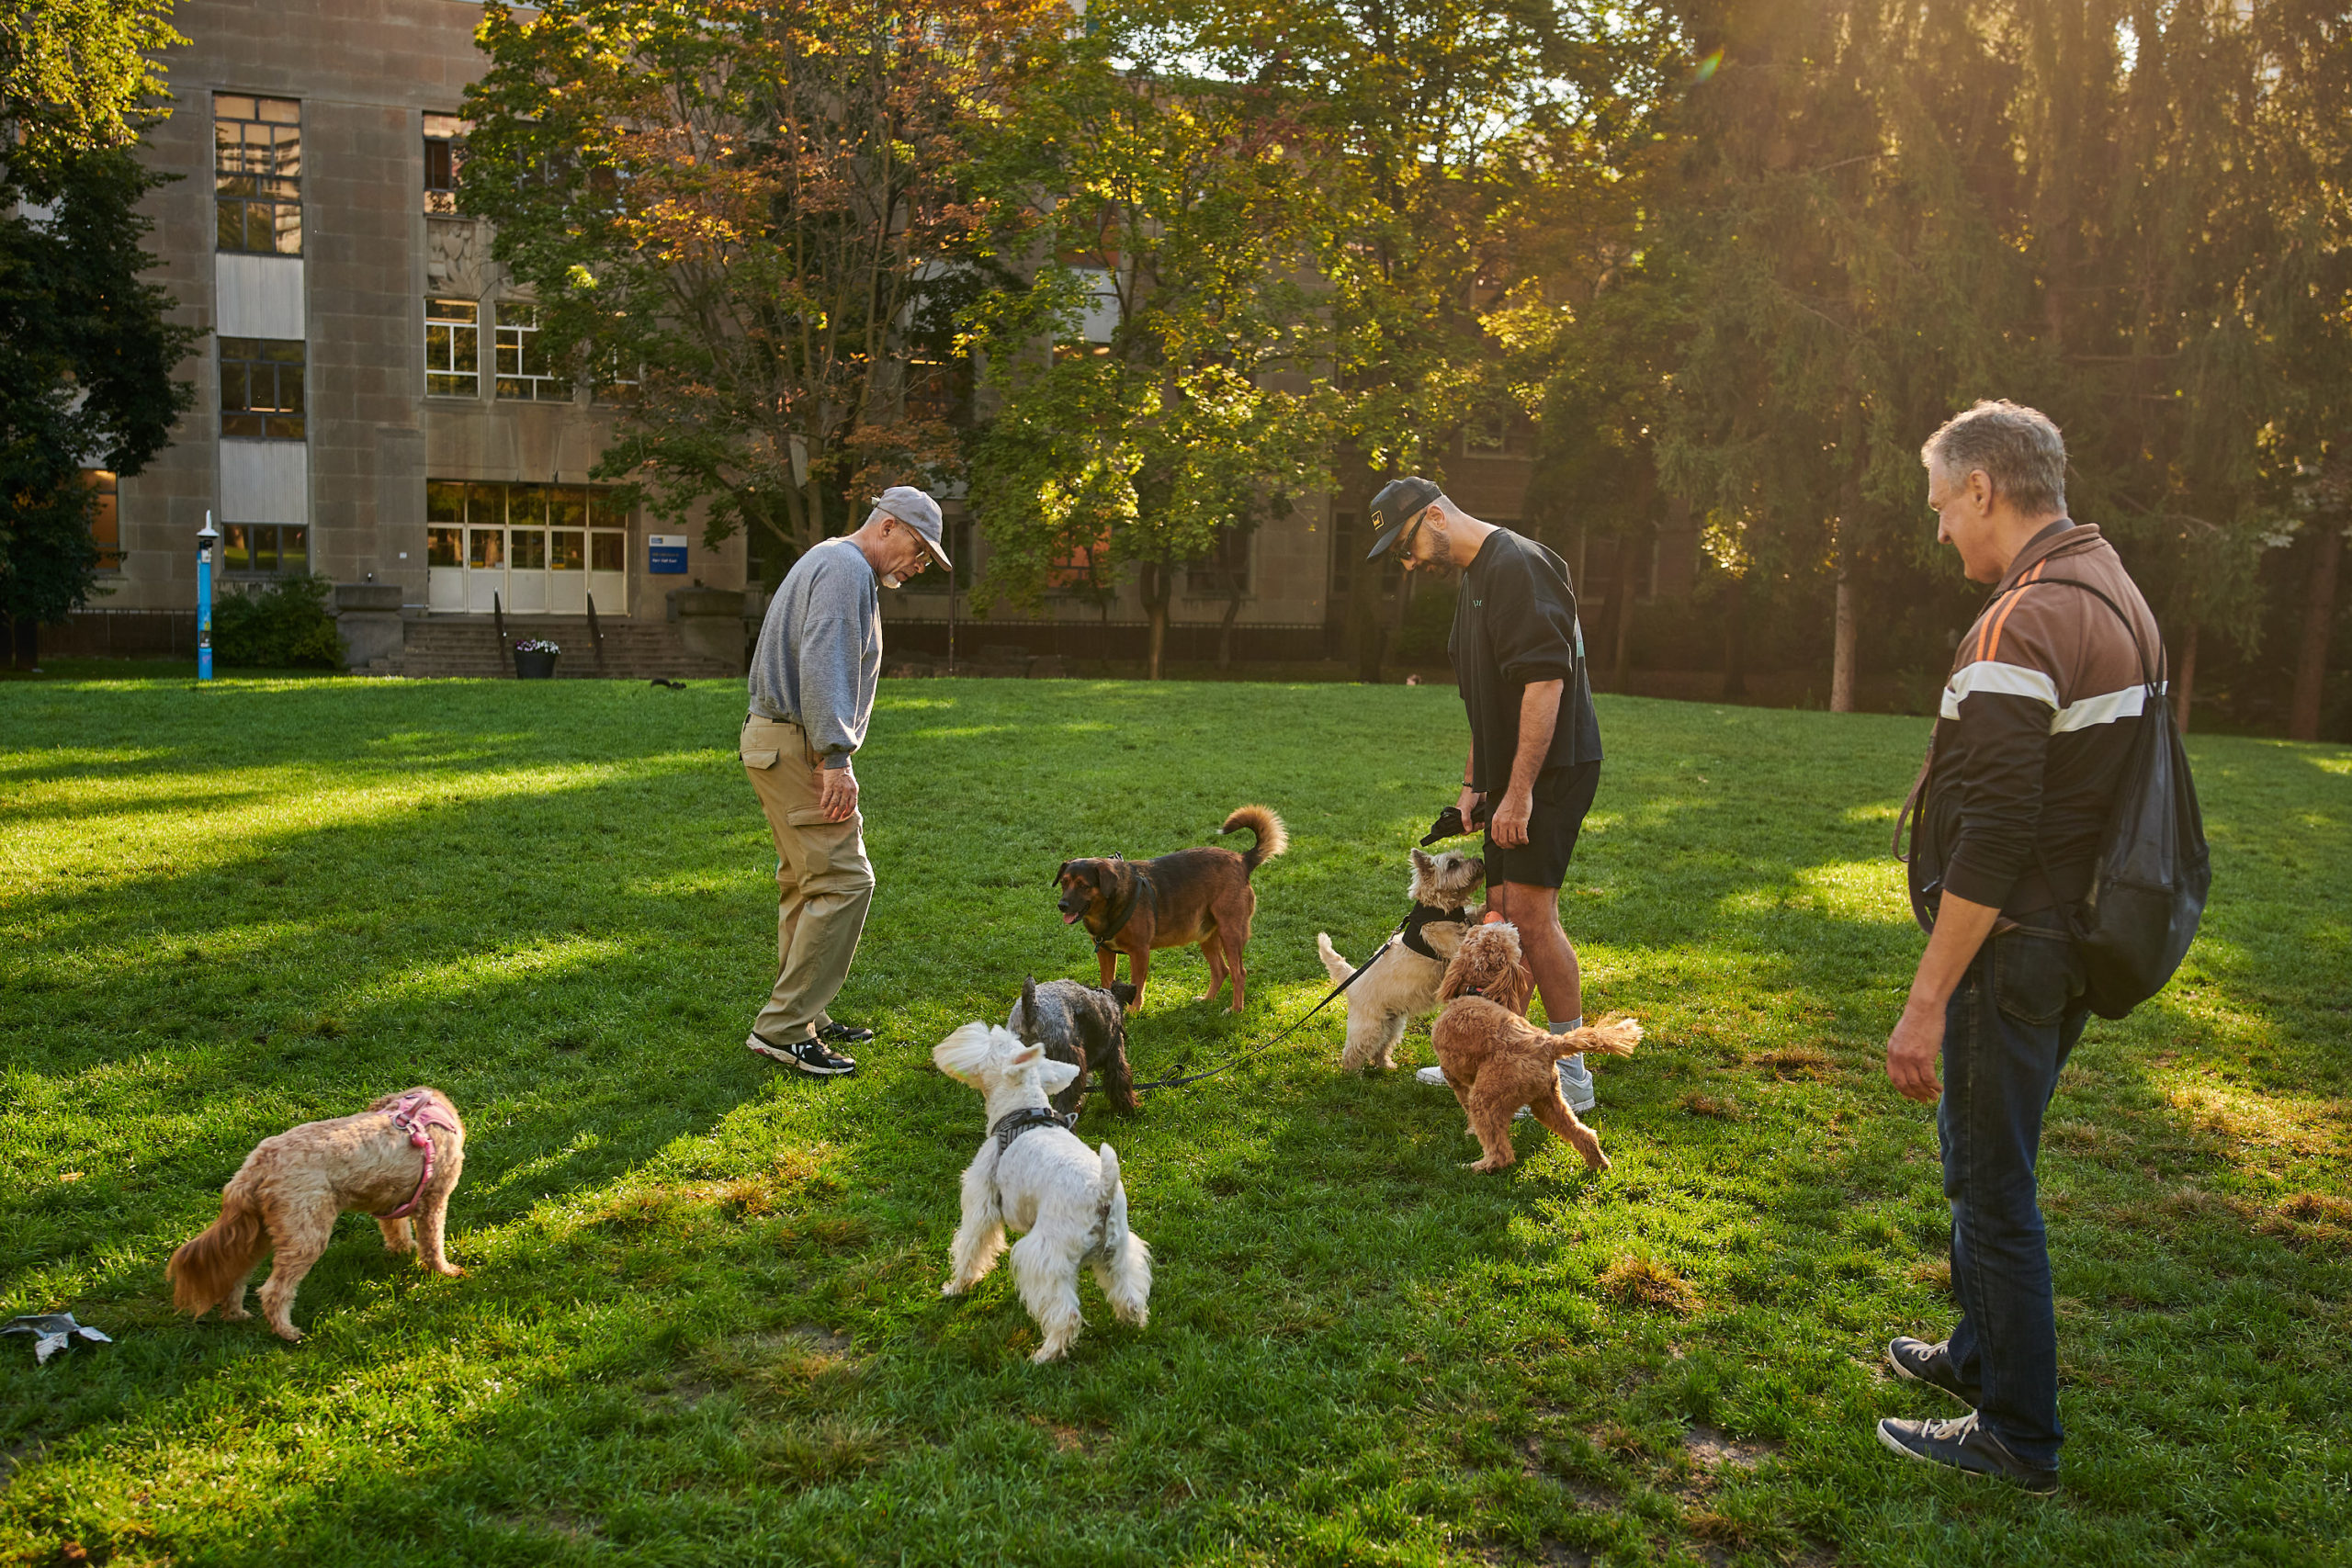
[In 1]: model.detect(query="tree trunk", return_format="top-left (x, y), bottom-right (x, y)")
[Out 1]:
top-left (2290, 522), bottom-right (2342, 741)
top-left (7, 615), bottom-right (37, 671)
top-left (2173, 619), bottom-right (2198, 734)
top-left (1611, 543), bottom-right (1637, 693)
top-left (1723, 575), bottom-right (1747, 700)
top-left (1140, 561), bottom-right (1170, 681)
top-left (1831, 564), bottom-right (1858, 713)
top-left (1350, 562), bottom-right (1385, 683)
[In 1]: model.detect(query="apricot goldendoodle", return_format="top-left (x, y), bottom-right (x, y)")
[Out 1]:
top-left (1430, 922), bottom-right (1642, 1173)
top-left (166, 1088), bottom-right (466, 1341)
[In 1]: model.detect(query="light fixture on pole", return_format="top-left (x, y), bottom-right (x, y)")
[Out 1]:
top-left (197, 512), bottom-right (219, 682)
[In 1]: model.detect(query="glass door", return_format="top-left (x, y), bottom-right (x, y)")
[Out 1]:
top-left (505, 484), bottom-right (549, 613)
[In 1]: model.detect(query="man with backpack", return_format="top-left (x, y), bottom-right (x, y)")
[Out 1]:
top-left (1879, 400), bottom-right (2176, 1495)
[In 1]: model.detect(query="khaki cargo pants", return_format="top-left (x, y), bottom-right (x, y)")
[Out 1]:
top-left (741, 714), bottom-right (875, 1046)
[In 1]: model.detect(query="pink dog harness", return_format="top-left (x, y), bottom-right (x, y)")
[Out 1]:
top-left (376, 1090), bottom-right (458, 1220)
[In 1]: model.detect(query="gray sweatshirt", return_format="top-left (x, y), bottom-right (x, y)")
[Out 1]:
top-left (747, 537), bottom-right (881, 769)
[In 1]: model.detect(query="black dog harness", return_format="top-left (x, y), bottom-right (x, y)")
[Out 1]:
top-left (1399, 900), bottom-right (1471, 961)
top-left (990, 1104), bottom-right (1079, 1157)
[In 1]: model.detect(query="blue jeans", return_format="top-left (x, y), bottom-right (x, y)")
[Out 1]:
top-left (1938, 926), bottom-right (2089, 1472)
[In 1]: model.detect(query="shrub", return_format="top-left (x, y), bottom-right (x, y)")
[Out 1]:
top-left (212, 575), bottom-right (345, 670)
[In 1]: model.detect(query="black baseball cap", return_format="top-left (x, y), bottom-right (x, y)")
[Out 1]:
top-left (1364, 476), bottom-right (1444, 560)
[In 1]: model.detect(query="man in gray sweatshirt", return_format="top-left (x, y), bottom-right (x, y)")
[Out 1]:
top-left (740, 486), bottom-right (949, 1075)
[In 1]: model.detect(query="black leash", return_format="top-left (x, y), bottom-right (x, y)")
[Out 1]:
top-left (1124, 909), bottom-right (1419, 1092)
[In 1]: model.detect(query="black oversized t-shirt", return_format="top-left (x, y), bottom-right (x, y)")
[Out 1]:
top-left (1448, 528), bottom-right (1603, 792)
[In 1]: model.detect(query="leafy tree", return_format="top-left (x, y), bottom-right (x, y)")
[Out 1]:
top-left (1210, 0), bottom-right (1679, 679)
top-left (2, 0), bottom-right (199, 654)
top-left (964, 9), bottom-right (1333, 679)
top-left (462, 0), bottom-right (1059, 574)
top-left (0, 0), bottom-right (184, 154)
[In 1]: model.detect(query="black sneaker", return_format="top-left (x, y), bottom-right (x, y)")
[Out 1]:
top-left (1888, 1337), bottom-right (1982, 1407)
top-left (747, 1034), bottom-right (857, 1076)
top-left (1876, 1413), bottom-right (2058, 1495)
top-left (816, 1020), bottom-right (875, 1044)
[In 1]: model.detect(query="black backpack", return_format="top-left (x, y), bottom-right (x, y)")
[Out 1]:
top-left (1903, 576), bottom-right (2211, 1020)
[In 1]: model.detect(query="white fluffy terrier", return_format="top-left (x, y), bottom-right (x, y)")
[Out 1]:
top-left (932, 1021), bottom-right (1152, 1362)
top-left (1317, 847), bottom-right (1485, 1071)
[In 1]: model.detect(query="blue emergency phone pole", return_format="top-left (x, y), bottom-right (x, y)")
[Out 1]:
top-left (197, 513), bottom-right (218, 681)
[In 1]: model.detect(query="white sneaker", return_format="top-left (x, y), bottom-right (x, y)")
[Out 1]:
top-left (1414, 1065), bottom-right (1449, 1086)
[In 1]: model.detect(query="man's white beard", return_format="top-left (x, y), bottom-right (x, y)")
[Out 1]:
top-left (881, 572), bottom-right (906, 590)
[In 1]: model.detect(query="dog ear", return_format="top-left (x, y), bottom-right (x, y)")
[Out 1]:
top-left (1410, 847), bottom-right (1433, 874)
top-left (1054, 861), bottom-right (1073, 887)
top-left (933, 1021), bottom-right (998, 1084)
top-left (1036, 1056), bottom-right (1081, 1093)
top-left (1008, 1043), bottom-right (1043, 1066)
top-left (1107, 980), bottom-right (1136, 1008)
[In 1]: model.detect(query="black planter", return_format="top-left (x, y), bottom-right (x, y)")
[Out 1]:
top-left (514, 649), bottom-right (560, 680)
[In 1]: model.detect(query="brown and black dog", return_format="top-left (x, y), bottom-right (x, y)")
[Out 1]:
top-left (1056, 805), bottom-right (1287, 1012)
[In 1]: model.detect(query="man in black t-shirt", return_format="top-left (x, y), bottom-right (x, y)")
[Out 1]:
top-left (1363, 477), bottom-right (1607, 1111)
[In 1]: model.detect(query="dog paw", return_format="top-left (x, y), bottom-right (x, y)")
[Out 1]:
top-left (218, 1303), bottom-right (250, 1321)
top-left (431, 1263), bottom-right (465, 1278)
top-left (1030, 1341), bottom-right (1073, 1364)
top-left (942, 1280), bottom-right (971, 1297)
top-left (270, 1325), bottom-right (305, 1344)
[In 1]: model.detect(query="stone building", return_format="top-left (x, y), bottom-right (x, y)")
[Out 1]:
top-left (75, 0), bottom-right (1560, 673)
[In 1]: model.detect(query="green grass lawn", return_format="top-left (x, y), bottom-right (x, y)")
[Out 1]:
top-left (2, 673), bottom-right (2346, 1568)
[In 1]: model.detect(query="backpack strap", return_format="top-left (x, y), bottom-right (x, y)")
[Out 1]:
top-left (1979, 574), bottom-right (2164, 694)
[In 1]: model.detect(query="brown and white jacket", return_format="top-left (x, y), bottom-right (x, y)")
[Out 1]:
top-left (1907, 521), bottom-right (2164, 927)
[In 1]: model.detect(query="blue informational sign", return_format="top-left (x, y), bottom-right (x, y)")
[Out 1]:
top-left (648, 534), bottom-right (688, 574)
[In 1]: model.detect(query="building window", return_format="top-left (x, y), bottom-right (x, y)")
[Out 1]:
top-left (424, 479), bottom-right (627, 563)
top-left (1187, 525), bottom-right (1252, 593)
top-left (214, 94), bottom-right (301, 254)
top-left (1465, 413), bottom-right (1535, 456)
top-left (495, 301), bottom-right (564, 400)
top-left (425, 299), bottom-right (480, 396)
top-left (84, 469), bottom-right (122, 571)
top-left (424, 113), bottom-right (468, 214)
top-left (595, 348), bottom-right (640, 405)
top-left (219, 337), bottom-right (305, 438)
top-left (221, 523), bottom-right (309, 576)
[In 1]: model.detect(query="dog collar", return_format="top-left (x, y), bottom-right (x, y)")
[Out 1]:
top-left (990, 1104), bottom-right (1078, 1156)
top-left (1400, 901), bottom-right (1469, 961)
top-left (376, 1090), bottom-right (460, 1221)
top-left (1091, 875), bottom-right (1154, 952)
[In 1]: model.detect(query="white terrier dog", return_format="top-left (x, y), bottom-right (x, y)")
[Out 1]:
top-left (932, 1021), bottom-right (1152, 1362)
top-left (1317, 847), bottom-right (1485, 1071)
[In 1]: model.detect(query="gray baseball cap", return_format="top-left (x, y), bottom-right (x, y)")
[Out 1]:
top-left (876, 485), bottom-right (951, 568)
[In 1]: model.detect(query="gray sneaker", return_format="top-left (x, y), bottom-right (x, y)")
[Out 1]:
top-left (1556, 1055), bottom-right (1596, 1112)
top-left (1414, 1064), bottom-right (1450, 1086)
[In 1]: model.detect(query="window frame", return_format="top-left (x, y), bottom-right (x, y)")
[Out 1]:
top-left (423, 112), bottom-right (469, 215)
top-left (218, 336), bottom-right (307, 439)
top-left (425, 298), bottom-right (481, 398)
top-left (493, 300), bottom-right (565, 401)
top-left (213, 93), bottom-right (302, 256)
top-left (221, 522), bottom-right (310, 578)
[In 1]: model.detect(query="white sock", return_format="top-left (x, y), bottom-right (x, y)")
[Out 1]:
top-left (1548, 1015), bottom-right (1584, 1034)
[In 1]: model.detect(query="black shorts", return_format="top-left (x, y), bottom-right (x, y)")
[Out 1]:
top-left (1483, 761), bottom-right (1601, 889)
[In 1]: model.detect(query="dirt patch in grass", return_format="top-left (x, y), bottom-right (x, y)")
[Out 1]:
top-left (1600, 1255), bottom-right (1701, 1314)
top-left (1682, 1425), bottom-right (1776, 1474)
top-left (1749, 1045), bottom-right (1833, 1080)
top-left (1677, 1090), bottom-right (1740, 1119)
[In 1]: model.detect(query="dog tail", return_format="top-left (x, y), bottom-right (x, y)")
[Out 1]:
top-left (1555, 1014), bottom-right (1644, 1060)
top-left (1315, 931), bottom-right (1353, 984)
top-left (1095, 1142), bottom-right (1131, 1247)
top-left (1016, 974), bottom-right (1039, 1041)
top-left (167, 1179), bottom-right (266, 1316)
top-left (1220, 805), bottom-right (1287, 874)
